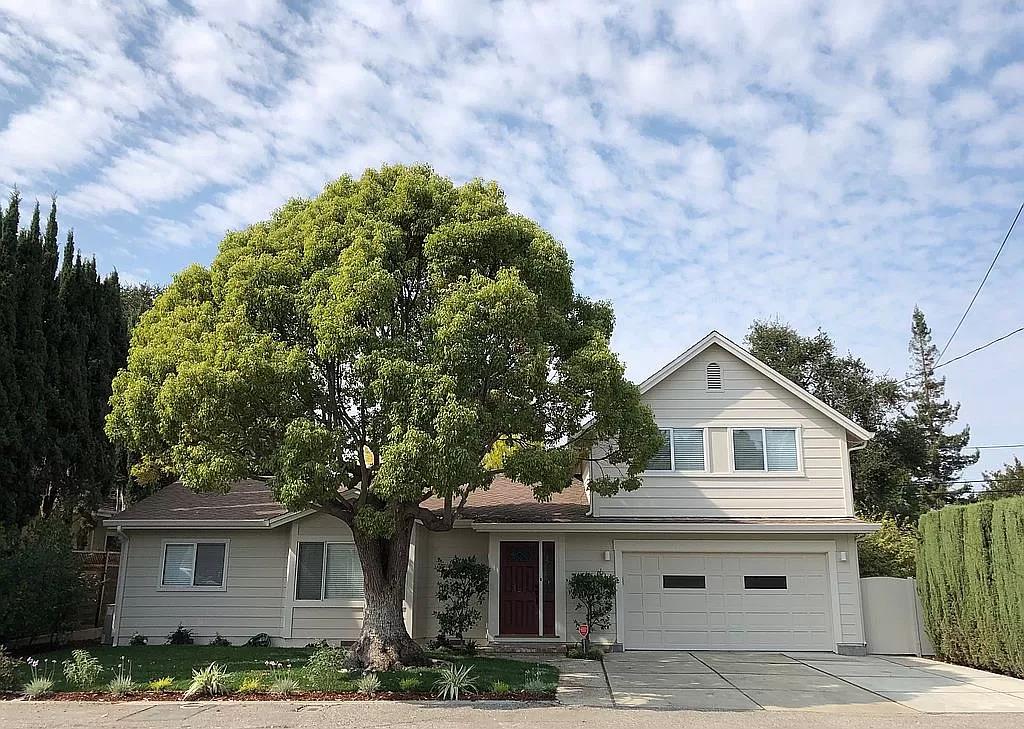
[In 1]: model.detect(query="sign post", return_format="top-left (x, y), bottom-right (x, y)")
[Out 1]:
top-left (578, 623), bottom-right (590, 653)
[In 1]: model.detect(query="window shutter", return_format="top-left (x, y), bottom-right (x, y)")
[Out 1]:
top-left (706, 362), bottom-right (722, 390)
top-left (193, 543), bottom-right (226, 586)
top-left (296, 542), bottom-right (325, 600)
top-left (732, 429), bottom-right (766, 470)
top-left (672, 428), bottom-right (705, 470)
top-left (766, 429), bottom-right (799, 471)
top-left (162, 544), bottom-right (195, 586)
top-left (325, 544), bottom-right (364, 598)
top-left (647, 429), bottom-right (672, 470)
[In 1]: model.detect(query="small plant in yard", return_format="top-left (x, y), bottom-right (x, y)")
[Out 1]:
top-left (491, 679), bottom-right (511, 696)
top-left (147, 677), bottom-right (174, 693)
top-left (566, 572), bottom-right (618, 652)
top-left (106, 657), bottom-right (136, 698)
top-left (128, 632), bottom-right (148, 646)
top-left (434, 663), bottom-right (477, 701)
top-left (433, 556), bottom-right (490, 645)
top-left (245, 633), bottom-right (272, 647)
top-left (565, 643), bottom-right (604, 660)
top-left (166, 624), bottom-right (194, 645)
top-left (523, 667), bottom-right (555, 695)
top-left (183, 662), bottom-right (231, 699)
top-left (304, 646), bottom-right (349, 690)
top-left (209, 632), bottom-right (232, 647)
top-left (21, 657), bottom-right (56, 699)
top-left (356, 673), bottom-right (381, 695)
top-left (269, 677), bottom-right (300, 696)
top-left (238, 676), bottom-right (263, 694)
top-left (399, 676), bottom-right (421, 692)
top-left (0, 645), bottom-right (18, 691)
top-left (63, 649), bottom-right (104, 689)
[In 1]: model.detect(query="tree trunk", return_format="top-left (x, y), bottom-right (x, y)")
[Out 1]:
top-left (348, 515), bottom-right (430, 671)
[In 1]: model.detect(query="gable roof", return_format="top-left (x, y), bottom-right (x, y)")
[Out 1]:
top-left (640, 331), bottom-right (873, 442)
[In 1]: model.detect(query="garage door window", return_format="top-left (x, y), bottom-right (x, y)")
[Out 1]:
top-left (663, 575), bottom-right (705, 589)
top-left (744, 575), bottom-right (788, 589)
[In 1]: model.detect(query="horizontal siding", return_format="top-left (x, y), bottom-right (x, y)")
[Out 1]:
top-left (413, 528), bottom-right (490, 640)
top-left (593, 343), bottom-right (854, 518)
top-left (290, 607), bottom-right (364, 639)
top-left (117, 528), bottom-right (288, 645)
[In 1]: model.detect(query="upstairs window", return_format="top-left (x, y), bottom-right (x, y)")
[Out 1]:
top-left (296, 542), bottom-right (364, 600)
top-left (706, 362), bottom-right (722, 390)
top-left (732, 428), bottom-right (799, 471)
top-left (648, 428), bottom-right (706, 472)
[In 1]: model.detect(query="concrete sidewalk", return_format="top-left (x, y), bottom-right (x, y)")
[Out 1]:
top-left (2, 701), bottom-right (1023, 729)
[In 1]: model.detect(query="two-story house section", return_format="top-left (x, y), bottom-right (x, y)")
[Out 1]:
top-left (107, 331), bottom-right (878, 655)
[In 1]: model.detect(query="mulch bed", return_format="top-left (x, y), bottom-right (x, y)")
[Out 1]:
top-left (2, 690), bottom-right (554, 702)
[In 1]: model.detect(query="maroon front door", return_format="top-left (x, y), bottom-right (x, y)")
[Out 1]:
top-left (499, 541), bottom-right (539, 636)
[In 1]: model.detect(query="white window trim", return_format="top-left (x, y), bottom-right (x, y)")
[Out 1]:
top-left (727, 426), bottom-right (804, 476)
top-left (293, 539), bottom-right (365, 606)
top-left (158, 539), bottom-right (229, 592)
top-left (644, 426), bottom-right (709, 474)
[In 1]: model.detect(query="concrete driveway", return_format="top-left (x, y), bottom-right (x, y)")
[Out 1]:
top-left (598, 652), bottom-right (1024, 713)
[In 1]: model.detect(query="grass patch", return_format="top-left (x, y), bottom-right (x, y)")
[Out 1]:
top-left (10, 646), bottom-right (557, 695)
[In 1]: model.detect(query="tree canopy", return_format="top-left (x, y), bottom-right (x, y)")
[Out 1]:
top-left (106, 165), bottom-right (661, 668)
top-left (977, 457), bottom-right (1024, 501)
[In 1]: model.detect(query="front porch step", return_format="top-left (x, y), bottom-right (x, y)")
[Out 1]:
top-left (481, 641), bottom-right (568, 654)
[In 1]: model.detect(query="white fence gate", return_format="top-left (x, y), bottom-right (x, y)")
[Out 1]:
top-left (860, 576), bottom-right (934, 656)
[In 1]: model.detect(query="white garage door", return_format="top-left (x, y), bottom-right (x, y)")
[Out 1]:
top-left (622, 551), bottom-right (834, 651)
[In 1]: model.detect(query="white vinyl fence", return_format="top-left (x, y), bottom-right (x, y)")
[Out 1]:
top-left (860, 576), bottom-right (934, 656)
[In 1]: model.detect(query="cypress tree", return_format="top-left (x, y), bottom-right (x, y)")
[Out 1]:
top-left (0, 192), bottom-right (23, 524)
top-left (906, 306), bottom-right (980, 507)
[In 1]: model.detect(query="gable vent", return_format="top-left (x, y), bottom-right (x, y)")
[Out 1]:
top-left (706, 362), bottom-right (722, 390)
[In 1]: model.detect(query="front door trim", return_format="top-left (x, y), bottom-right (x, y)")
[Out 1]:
top-left (486, 533), bottom-right (564, 642)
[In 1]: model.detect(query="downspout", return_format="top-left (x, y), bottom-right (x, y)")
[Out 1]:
top-left (110, 526), bottom-right (130, 646)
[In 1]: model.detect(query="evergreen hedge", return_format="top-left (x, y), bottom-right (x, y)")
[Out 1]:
top-left (918, 496), bottom-right (1024, 676)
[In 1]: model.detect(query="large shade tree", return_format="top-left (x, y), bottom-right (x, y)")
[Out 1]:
top-left (107, 165), bottom-right (661, 670)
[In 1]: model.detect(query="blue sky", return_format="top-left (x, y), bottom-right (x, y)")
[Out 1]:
top-left (1, 0), bottom-right (1022, 480)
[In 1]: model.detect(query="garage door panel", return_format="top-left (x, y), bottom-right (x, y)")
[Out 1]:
top-left (622, 550), bottom-right (834, 651)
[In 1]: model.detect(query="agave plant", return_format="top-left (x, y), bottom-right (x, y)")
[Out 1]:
top-left (183, 662), bottom-right (231, 699)
top-left (356, 672), bottom-right (381, 695)
top-left (269, 676), bottom-right (300, 696)
top-left (22, 676), bottom-right (55, 699)
top-left (434, 663), bottom-right (477, 701)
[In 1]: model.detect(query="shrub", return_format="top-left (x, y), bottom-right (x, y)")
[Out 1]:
top-left (107, 657), bottom-right (135, 697)
top-left (433, 556), bottom-right (489, 642)
top-left (269, 677), bottom-right (300, 696)
top-left (433, 663), bottom-right (477, 701)
top-left (183, 662), bottom-right (231, 699)
top-left (491, 679), bottom-right (511, 695)
top-left (304, 646), bottom-right (349, 690)
top-left (147, 677), bottom-right (174, 692)
top-left (209, 633), bottom-right (232, 647)
top-left (0, 645), bottom-right (17, 691)
top-left (918, 497), bottom-right (1024, 677)
top-left (166, 624), bottom-right (194, 645)
top-left (238, 676), bottom-right (263, 694)
top-left (63, 649), bottom-right (104, 689)
top-left (399, 676), bottom-right (421, 692)
top-left (356, 673), bottom-right (381, 695)
top-left (245, 633), bottom-right (272, 647)
top-left (22, 676), bottom-right (54, 699)
top-left (128, 632), bottom-right (148, 646)
top-left (565, 644), bottom-right (604, 660)
top-left (858, 514), bottom-right (917, 577)
top-left (0, 518), bottom-right (89, 643)
top-left (567, 571), bottom-right (619, 639)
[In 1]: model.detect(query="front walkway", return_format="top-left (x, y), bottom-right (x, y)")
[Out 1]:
top-left (552, 651), bottom-right (1024, 713)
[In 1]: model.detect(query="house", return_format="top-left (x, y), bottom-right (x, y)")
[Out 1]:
top-left (106, 331), bottom-right (878, 654)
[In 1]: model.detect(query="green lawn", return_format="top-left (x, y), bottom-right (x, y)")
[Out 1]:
top-left (11, 645), bottom-right (558, 696)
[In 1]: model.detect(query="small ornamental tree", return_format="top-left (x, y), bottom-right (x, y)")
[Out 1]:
top-left (106, 165), bottom-right (662, 670)
top-left (434, 556), bottom-right (490, 642)
top-left (567, 571), bottom-right (619, 649)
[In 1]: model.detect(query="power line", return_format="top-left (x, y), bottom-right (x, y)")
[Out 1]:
top-left (973, 444), bottom-right (1024, 449)
top-left (937, 200), bottom-right (1024, 363)
top-left (898, 325), bottom-right (1024, 384)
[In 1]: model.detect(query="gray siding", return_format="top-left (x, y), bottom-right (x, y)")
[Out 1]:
top-left (116, 528), bottom-right (288, 645)
top-left (592, 343), bottom-right (854, 518)
top-left (413, 527), bottom-right (490, 640)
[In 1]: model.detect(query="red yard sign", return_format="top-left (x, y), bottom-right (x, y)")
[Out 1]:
top-left (578, 624), bottom-right (589, 638)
